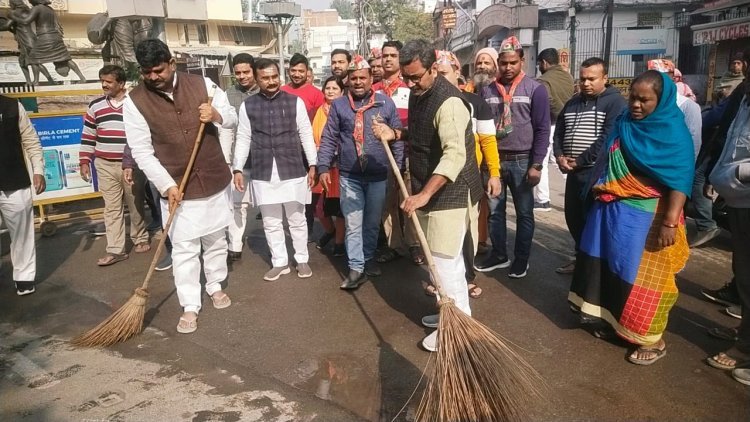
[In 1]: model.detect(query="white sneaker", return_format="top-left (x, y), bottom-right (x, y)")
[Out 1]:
top-left (422, 330), bottom-right (438, 352)
top-left (421, 314), bottom-right (439, 328)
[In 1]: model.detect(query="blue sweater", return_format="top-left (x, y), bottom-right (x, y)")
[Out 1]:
top-left (317, 91), bottom-right (404, 182)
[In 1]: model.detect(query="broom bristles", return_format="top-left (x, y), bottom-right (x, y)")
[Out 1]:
top-left (72, 288), bottom-right (149, 347)
top-left (416, 302), bottom-right (545, 422)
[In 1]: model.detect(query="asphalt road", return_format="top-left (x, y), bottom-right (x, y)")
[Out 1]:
top-left (1, 175), bottom-right (748, 421)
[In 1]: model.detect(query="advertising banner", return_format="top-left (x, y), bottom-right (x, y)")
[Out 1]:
top-left (30, 114), bottom-right (97, 202)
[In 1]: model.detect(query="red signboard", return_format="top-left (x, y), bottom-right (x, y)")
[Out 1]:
top-left (693, 21), bottom-right (750, 45)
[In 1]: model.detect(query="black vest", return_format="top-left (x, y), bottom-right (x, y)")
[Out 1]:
top-left (408, 75), bottom-right (482, 212)
top-left (244, 91), bottom-right (306, 181)
top-left (0, 96), bottom-right (31, 191)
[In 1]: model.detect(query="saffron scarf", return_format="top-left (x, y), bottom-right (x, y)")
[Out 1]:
top-left (348, 91), bottom-right (376, 168)
top-left (381, 76), bottom-right (404, 98)
top-left (494, 71), bottom-right (525, 138)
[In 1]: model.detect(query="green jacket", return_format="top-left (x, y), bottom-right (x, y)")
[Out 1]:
top-left (538, 65), bottom-right (574, 122)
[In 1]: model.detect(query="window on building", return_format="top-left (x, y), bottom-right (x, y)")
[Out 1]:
top-left (217, 25), bottom-right (263, 46)
top-left (182, 24), bottom-right (209, 45)
top-left (637, 12), bottom-right (662, 27)
top-left (540, 12), bottom-right (566, 31)
top-left (197, 24), bottom-right (208, 45)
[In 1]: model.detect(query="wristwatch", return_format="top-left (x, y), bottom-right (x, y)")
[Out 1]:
top-left (531, 163), bottom-right (543, 171)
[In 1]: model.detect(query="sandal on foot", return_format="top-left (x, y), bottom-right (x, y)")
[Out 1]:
top-left (424, 284), bottom-right (437, 297)
top-left (708, 326), bottom-right (739, 342)
top-left (133, 242), bottom-right (151, 253)
top-left (627, 342), bottom-right (666, 365)
top-left (468, 283), bottom-right (483, 298)
top-left (376, 248), bottom-right (401, 263)
top-left (409, 246), bottom-right (425, 265)
top-left (555, 260), bottom-right (576, 274)
top-left (97, 253), bottom-right (129, 266)
top-left (177, 313), bottom-right (198, 334)
top-left (707, 348), bottom-right (750, 370)
top-left (211, 292), bottom-right (231, 309)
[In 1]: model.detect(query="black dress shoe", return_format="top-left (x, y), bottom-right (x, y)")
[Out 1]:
top-left (227, 251), bottom-right (242, 262)
top-left (339, 270), bottom-right (366, 290)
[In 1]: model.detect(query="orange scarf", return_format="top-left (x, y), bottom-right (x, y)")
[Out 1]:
top-left (348, 91), bottom-right (376, 168)
top-left (381, 75), bottom-right (405, 98)
top-left (494, 71), bottom-right (525, 137)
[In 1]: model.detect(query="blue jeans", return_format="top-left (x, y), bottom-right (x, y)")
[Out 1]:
top-left (691, 158), bottom-right (718, 231)
top-left (488, 156), bottom-right (535, 262)
top-left (339, 177), bottom-right (387, 272)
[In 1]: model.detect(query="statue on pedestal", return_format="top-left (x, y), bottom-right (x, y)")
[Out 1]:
top-left (88, 13), bottom-right (157, 67)
top-left (0, 0), bottom-right (55, 85)
top-left (10, 0), bottom-right (87, 85)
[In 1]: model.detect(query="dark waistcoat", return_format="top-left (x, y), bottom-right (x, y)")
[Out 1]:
top-left (408, 75), bottom-right (482, 212)
top-left (244, 90), bottom-right (306, 182)
top-left (0, 96), bottom-right (31, 191)
top-left (128, 72), bottom-right (230, 200)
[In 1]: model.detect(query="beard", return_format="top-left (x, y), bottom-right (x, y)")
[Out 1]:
top-left (472, 70), bottom-right (495, 88)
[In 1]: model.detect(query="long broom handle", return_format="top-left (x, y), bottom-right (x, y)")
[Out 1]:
top-left (379, 138), bottom-right (451, 302)
top-left (141, 85), bottom-right (217, 291)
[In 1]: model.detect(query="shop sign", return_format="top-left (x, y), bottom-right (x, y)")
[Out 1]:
top-left (693, 21), bottom-right (750, 45)
top-left (616, 29), bottom-right (667, 55)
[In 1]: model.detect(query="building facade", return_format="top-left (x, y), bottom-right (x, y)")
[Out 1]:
top-left (690, 0), bottom-right (750, 101)
top-left (0, 0), bottom-right (273, 85)
top-left (301, 9), bottom-right (358, 78)
top-left (436, 0), bottom-right (539, 77)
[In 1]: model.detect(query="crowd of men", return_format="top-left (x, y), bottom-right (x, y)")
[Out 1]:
top-left (1, 36), bottom-right (748, 385)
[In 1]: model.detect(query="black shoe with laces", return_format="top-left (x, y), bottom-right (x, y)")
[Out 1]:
top-left (365, 260), bottom-right (382, 277)
top-left (332, 244), bottom-right (346, 257)
top-left (508, 259), bottom-right (529, 279)
top-left (473, 254), bottom-right (511, 272)
top-left (316, 231), bottom-right (335, 250)
top-left (340, 270), bottom-right (366, 290)
top-left (701, 281), bottom-right (740, 307)
top-left (15, 281), bottom-right (36, 296)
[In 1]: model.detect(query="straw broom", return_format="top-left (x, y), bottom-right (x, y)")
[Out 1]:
top-left (378, 133), bottom-right (544, 421)
top-left (73, 86), bottom-right (217, 348)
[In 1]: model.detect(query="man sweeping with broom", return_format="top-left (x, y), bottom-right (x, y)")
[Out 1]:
top-left (373, 39), bottom-right (482, 352)
top-left (124, 39), bottom-right (237, 334)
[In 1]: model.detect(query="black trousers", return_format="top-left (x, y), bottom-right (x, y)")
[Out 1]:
top-left (728, 207), bottom-right (750, 353)
top-left (564, 168), bottom-right (594, 252)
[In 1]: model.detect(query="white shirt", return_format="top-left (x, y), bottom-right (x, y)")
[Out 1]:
top-left (124, 74), bottom-right (237, 196)
top-left (232, 94), bottom-right (317, 206)
top-left (123, 74), bottom-right (238, 242)
top-left (676, 93), bottom-right (702, 158)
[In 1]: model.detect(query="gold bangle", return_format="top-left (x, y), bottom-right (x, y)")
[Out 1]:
top-left (662, 222), bottom-right (678, 228)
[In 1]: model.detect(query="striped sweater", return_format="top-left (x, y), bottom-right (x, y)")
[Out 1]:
top-left (553, 86), bottom-right (627, 168)
top-left (80, 96), bottom-right (127, 164)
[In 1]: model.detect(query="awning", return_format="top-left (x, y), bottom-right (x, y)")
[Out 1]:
top-left (690, 0), bottom-right (750, 15)
top-left (172, 41), bottom-right (276, 57)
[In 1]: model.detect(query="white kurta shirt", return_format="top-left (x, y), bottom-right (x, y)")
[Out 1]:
top-left (124, 74), bottom-right (238, 242)
top-left (232, 94), bottom-right (317, 206)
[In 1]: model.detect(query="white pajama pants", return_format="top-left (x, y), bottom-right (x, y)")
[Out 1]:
top-left (172, 228), bottom-right (228, 313)
top-left (227, 170), bottom-right (252, 252)
top-left (259, 201), bottom-right (308, 267)
top-left (534, 124), bottom-right (567, 204)
top-left (0, 188), bottom-right (36, 282)
top-left (433, 252), bottom-right (471, 317)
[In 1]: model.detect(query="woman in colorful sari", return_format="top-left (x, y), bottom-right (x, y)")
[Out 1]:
top-left (312, 76), bottom-right (346, 256)
top-left (568, 70), bottom-right (695, 365)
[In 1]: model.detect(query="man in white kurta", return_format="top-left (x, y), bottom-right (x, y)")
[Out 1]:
top-left (124, 39), bottom-right (237, 334)
top-left (0, 96), bottom-right (45, 296)
top-left (232, 58), bottom-right (317, 282)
